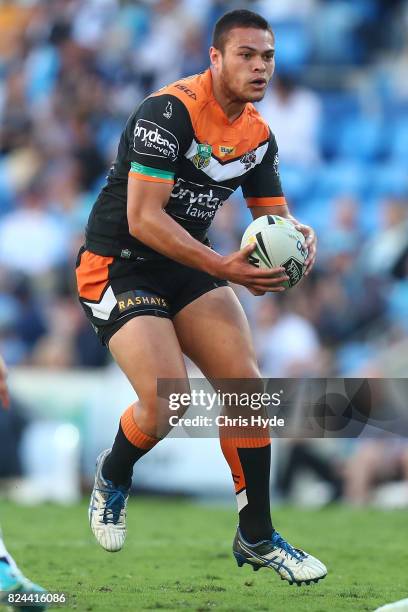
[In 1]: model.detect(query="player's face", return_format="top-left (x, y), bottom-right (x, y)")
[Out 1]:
top-left (214, 28), bottom-right (275, 103)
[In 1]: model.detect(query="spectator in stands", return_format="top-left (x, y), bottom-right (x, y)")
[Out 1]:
top-left (258, 73), bottom-right (322, 166)
top-left (276, 440), bottom-right (343, 505)
top-left (344, 438), bottom-right (408, 505)
top-left (137, 0), bottom-right (197, 91)
top-left (256, 0), bottom-right (317, 22)
top-left (0, 181), bottom-right (70, 277)
top-left (254, 295), bottom-right (323, 377)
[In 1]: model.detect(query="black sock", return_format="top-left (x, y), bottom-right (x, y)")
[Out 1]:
top-left (238, 445), bottom-right (273, 543)
top-left (102, 423), bottom-right (148, 487)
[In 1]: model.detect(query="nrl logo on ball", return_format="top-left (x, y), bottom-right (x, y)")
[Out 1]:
top-left (192, 143), bottom-right (212, 170)
top-left (283, 258), bottom-right (303, 287)
top-left (240, 149), bottom-right (256, 171)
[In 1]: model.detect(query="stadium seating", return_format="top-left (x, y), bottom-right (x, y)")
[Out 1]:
top-left (336, 115), bottom-right (385, 161)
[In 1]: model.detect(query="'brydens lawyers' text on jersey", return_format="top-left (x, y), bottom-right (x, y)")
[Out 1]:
top-left (86, 69), bottom-right (286, 260)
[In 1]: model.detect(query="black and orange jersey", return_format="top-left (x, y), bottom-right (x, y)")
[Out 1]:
top-left (86, 69), bottom-right (286, 260)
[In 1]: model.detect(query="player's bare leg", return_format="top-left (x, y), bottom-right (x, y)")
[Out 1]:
top-left (89, 316), bottom-right (189, 552)
top-left (108, 316), bottom-right (189, 437)
top-left (174, 286), bottom-right (272, 539)
top-left (174, 287), bottom-right (327, 585)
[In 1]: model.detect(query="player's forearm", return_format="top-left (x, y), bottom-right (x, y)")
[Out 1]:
top-left (272, 205), bottom-right (298, 225)
top-left (281, 209), bottom-right (298, 224)
top-left (251, 203), bottom-right (293, 221)
top-left (129, 208), bottom-right (223, 275)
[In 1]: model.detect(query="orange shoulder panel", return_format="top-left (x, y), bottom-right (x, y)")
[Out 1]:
top-left (150, 71), bottom-right (271, 159)
top-left (150, 72), bottom-right (207, 122)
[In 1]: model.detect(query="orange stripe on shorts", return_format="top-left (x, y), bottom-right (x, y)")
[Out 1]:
top-left (76, 250), bottom-right (114, 302)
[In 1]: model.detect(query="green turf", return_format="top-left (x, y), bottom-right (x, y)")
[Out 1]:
top-left (1, 499), bottom-right (407, 611)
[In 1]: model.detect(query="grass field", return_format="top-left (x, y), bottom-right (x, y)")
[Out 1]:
top-left (1, 499), bottom-right (407, 611)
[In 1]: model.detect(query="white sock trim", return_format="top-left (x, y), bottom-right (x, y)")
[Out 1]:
top-left (236, 488), bottom-right (248, 513)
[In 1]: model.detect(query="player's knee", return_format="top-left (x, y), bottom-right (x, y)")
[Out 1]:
top-left (138, 379), bottom-right (191, 416)
top-left (221, 358), bottom-right (261, 380)
top-left (165, 379), bottom-right (192, 418)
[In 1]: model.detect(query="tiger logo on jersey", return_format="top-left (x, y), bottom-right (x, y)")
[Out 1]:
top-left (192, 143), bottom-right (212, 170)
top-left (240, 149), bottom-right (257, 171)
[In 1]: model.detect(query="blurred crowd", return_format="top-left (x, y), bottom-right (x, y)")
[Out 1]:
top-left (274, 437), bottom-right (408, 508)
top-left (0, 0), bottom-right (407, 376)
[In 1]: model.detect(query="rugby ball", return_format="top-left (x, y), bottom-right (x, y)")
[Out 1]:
top-left (240, 215), bottom-right (308, 288)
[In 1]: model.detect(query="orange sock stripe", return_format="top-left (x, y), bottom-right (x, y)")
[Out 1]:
top-left (221, 436), bottom-right (271, 448)
top-left (219, 424), bottom-right (271, 448)
top-left (120, 405), bottom-right (159, 450)
top-left (220, 438), bottom-right (246, 493)
top-left (220, 430), bottom-right (271, 493)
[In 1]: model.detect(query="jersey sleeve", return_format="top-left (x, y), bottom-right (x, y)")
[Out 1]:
top-left (127, 94), bottom-right (193, 185)
top-left (241, 131), bottom-right (286, 208)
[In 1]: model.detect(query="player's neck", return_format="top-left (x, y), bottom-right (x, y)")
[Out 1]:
top-left (210, 71), bottom-right (246, 123)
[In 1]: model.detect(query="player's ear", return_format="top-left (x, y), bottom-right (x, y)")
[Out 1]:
top-left (209, 46), bottom-right (222, 69)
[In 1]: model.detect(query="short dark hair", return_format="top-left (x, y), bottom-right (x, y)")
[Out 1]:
top-left (212, 9), bottom-right (273, 52)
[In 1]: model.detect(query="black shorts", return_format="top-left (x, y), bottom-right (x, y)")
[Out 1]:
top-left (75, 247), bottom-right (228, 346)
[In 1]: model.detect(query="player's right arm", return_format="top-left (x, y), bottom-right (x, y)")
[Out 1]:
top-left (127, 178), bottom-right (287, 293)
top-left (126, 95), bottom-right (287, 293)
top-left (0, 354), bottom-right (10, 409)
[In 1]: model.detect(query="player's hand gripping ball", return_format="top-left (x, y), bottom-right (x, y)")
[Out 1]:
top-left (241, 215), bottom-right (308, 289)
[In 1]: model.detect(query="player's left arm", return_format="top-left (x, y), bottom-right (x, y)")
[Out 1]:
top-left (242, 132), bottom-right (317, 276)
top-left (0, 354), bottom-right (10, 409)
